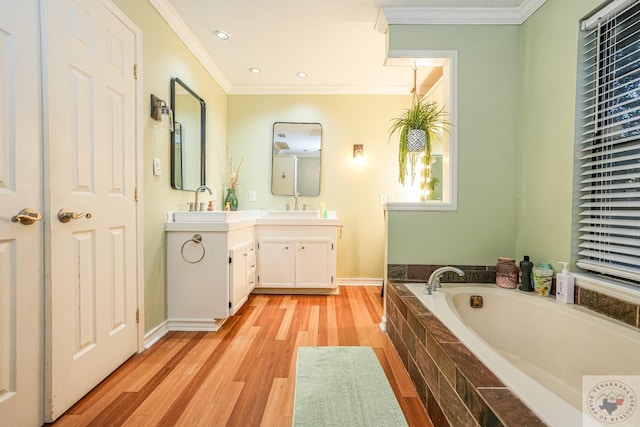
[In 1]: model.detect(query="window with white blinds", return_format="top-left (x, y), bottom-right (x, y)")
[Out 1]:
top-left (576, 0), bottom-right (640, 284)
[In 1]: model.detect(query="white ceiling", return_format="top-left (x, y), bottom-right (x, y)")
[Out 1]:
top-left (152, 0), bottom-right (545, 95)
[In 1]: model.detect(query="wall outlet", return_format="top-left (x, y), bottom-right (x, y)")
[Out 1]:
top-left (379, 194), bottom-right (387, 205)
top-left (153, 157), bottom-right (161, 176)
top-left (249, 190), bottom-right (257, 202)
top-left (388, 194), bottom-right (395, 202)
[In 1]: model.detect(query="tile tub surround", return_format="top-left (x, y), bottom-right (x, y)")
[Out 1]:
top-left (388, 264), bottom-right (497, 284)
top-left (385, 282), bottom-right (546, 427)
top-left (388, 264), bottom-right (640, 329)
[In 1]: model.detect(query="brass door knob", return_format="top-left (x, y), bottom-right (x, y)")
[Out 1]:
top-left (11, 208), bottom-right (43, 225)
top-left (58, 208), bottom-right (92, 223)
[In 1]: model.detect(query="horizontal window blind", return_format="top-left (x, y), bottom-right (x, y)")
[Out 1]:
top-left (576, 1), bottom-right (640, 284)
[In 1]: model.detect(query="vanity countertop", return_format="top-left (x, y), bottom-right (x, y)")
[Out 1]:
top-left (165, 210), bottom-right (339, 231)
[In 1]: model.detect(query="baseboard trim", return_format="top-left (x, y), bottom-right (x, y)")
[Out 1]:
top-left (144, 320), bottom-right (169, 349)
top-left (143, 318), bottom-right (228, 350)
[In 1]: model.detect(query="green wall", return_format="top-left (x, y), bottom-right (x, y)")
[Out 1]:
top-left (112, 0), bottom-right (611, 332)
top-left (516, 0), bottom-right (603, 268)
top-left (227, 95), bottom-right (411, 278)
top-left (113, 0), bottom-right (228, 332)
top-left (386, 25), bottom-right (521, 265)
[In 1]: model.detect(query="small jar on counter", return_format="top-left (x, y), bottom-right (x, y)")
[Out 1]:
top-left (496, 257), bottom-right (519, 289)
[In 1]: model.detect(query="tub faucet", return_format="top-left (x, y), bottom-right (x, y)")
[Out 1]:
top-left (194, 186), bottom-right (212, 211)
top-left (425, 266), bottom-right (465, 295)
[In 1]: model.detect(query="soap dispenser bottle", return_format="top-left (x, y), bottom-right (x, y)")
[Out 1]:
top-left (556, 262), bottom-right (574, 304)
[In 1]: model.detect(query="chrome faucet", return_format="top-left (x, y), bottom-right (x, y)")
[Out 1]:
top-left (194, 186), bottom-right (212, 211)
top-left (293, 192), bottom-right (299, 211)
top-left (425, 266), bottom-right (465, 295)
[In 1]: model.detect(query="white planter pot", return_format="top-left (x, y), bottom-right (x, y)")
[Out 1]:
top-left (407, 129), bottom-right (426, 152)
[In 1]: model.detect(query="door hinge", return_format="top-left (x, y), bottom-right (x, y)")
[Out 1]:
top-left (331, 276), bottom-right (334, 284)
top-left (135, 187), bottom-right (139, 201)
top-left (331, 243), bottom-right (334, 250)
top-left (134, 64), bottom-right (139, 79)
top-left (136, 308), bottom-right (140, 324)
top-left (229, 256), bottom-right (232, 264)
top-left (229, 301), bottom-right (232, 308)
top-left (257, 242), bottom-right (260, 250)
top-left (257, 275), bottom-right (260, 283)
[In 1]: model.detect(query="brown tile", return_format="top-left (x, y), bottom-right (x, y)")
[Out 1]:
top-left (392, 282), bottom-right (421, 298)
top-left (388, 264), bottom-right (407, 280)
top-left (400, 315), bottom-right (416, 359)
top-left (386, 297), bottom-right (399, 329)
top-left (428, 392), bottom-right (451, 427)
top-left (407, 264), bottom-right (445, 281)
top-left (408, 355), bottom-right (427, 403)
top-left (455, 374), bottom-right (502, 427)
top-left (579, 288), bottom-right (637, 327)
top-left (387, 321), bottom-right (397, 347)
top-left (478, 388), bottom-right (546, 427)
top-left (439, 372), bottom-right (477, 427)
top-left (407, 309), bottom-right (427, 347)
top-left (416, 310), bottom-right (459, 344)
top-left (416, 340), bottom-right (440, 400)
top-left (461, 269), bottom-right (497, 284)
top-left (396, 328), bottom-right (409, 369)
top-left (427, 333), bottom-right (455, 385)
top-left (442, 343), bottom-right (504, 388)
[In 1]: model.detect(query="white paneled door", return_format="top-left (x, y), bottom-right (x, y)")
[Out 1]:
top-left (0, 0), bottom-right (44, 426)
top-left (43, 0), bottom-right (140, 421)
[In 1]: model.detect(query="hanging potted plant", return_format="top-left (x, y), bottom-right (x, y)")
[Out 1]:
top-left (388, 68), bottom-right (450, 186)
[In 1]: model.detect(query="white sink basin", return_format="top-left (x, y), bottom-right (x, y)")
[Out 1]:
top-left (170, 211), bottom-right (253, 222)
top-left (266, 210), bottom-right (320, 219)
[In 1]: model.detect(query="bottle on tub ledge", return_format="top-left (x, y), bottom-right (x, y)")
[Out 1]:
top-left (555, 262), bottom-right (575, 304)
top-left (519, 255), bottom-right (534, 292)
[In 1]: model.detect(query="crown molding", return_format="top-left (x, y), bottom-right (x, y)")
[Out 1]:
top-left (148, 0), bottom-right (232, 94)
top-left (228, 85), bottom-right (414, 96)
top-left (375, 0), bottom-right (547, 32)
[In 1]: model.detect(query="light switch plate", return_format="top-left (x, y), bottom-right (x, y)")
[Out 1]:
top-left (249, 190), bottom-right (256, 202)
top-left (153, 157), bottom-right (161, 176)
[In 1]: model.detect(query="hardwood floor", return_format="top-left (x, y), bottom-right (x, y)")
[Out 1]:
top-left (49, 286), bottom-right (432, 427)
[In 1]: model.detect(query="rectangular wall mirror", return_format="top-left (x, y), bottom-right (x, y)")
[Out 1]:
top-left (171, 77), bottom-right (206, 191)
top-left (271, 122), bottom-right (321, 197)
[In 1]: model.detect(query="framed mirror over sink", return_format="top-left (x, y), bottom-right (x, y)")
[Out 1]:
top-left (170, 77), bottom-right (206, 191)
top-left (271, 122), bottom-right (322, 197)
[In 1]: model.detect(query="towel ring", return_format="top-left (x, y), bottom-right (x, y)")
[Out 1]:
top-left (181, 234), bottom-right (205, 264)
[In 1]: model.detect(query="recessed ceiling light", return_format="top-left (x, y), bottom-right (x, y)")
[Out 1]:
top-left (297, 72), bottom-right (307, 78)
top-left (214, 30), bottom-right (230, 40)
top-left (249, 68), bottom-right (261, 74)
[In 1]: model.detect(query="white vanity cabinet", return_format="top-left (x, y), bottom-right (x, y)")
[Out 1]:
top-left (229, 237), bottom-right (256, 314)
top-left (166, 220), bottom-right (255, 330)
top-left (256, 224), bottom-right (338, 290)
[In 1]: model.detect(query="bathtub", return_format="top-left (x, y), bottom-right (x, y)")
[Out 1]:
top-left (404, 282), bottom-right (640, 427)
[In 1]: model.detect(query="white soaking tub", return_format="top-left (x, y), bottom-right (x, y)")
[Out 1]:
top-left (404, 282), bottom-right (640, 427)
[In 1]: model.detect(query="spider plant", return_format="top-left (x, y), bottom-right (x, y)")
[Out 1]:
top-left (388, 99), bottom-right (449, 185)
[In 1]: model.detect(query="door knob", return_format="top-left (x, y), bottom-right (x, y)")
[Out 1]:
top-left (11, 208), bottom-right (43, 225)
top-left (58, 208), bottom-right (92, 223)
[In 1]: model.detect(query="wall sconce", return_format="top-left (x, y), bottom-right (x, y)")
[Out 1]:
top-left (151, 94), bottom-right (173, 131)
top-left (353, 144), bottom-right (364, 159)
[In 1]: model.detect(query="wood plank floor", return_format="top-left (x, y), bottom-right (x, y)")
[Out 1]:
top-left (48, 286), bottom-right (432, 427)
